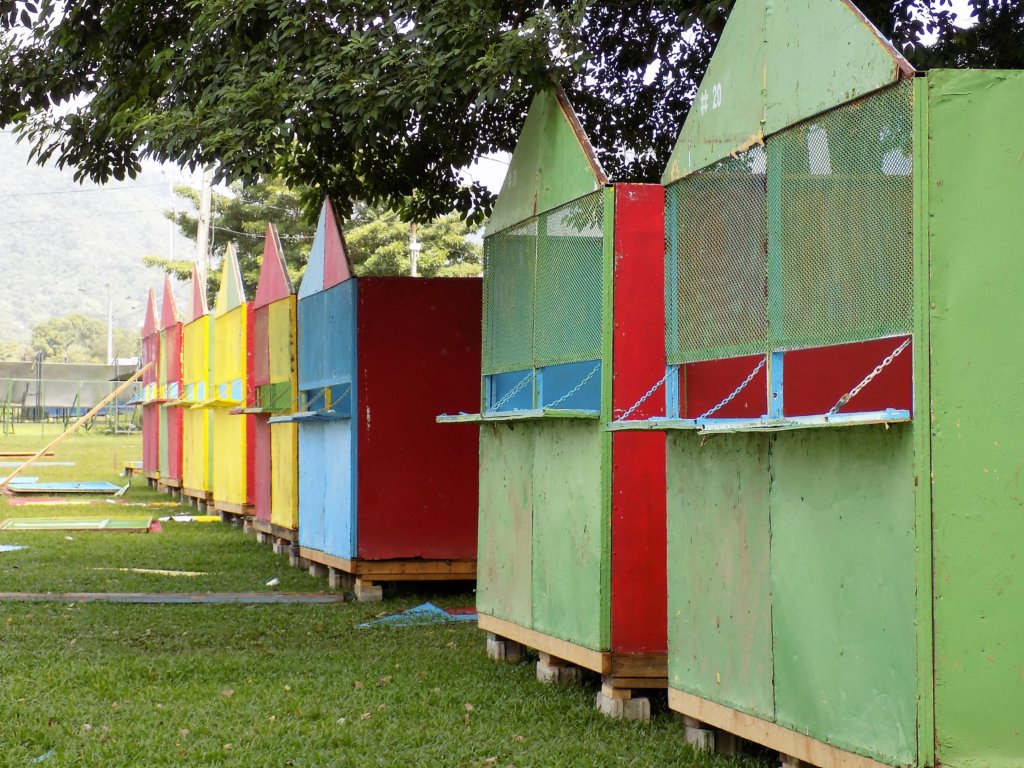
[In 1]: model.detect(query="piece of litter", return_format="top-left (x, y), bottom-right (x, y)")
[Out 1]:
top-left (33, 750), bottom-right (54, 763)
top-left (65, 536), bottom-right (74, 541)
top-left (357, 602), bottom-right (477, 628)
top-left (0, 545), bottom-right (27, 553)
top-left (266, 578), bottom-right (280, 587)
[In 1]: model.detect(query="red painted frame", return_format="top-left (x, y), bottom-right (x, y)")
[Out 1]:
top-left (610, 184), bottom-right (668, 654)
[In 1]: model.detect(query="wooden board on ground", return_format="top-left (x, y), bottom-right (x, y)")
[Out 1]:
top-left (0, 591), bottom-right (347, 604)
top-left (0, 517), bottom-right (153, 532)
top-left (6, 481), bottom-right (124, 495)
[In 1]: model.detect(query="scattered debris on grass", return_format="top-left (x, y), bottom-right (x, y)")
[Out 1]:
top-left (0, 544), bottom-right (27, 553)
top-left (91, 567), bottom-right (211, 577)
top-left (357, 602), bottom-right (477, 628)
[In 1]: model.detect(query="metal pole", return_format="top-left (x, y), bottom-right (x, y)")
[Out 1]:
top-left (195, 166), bottom-right (215, 283)
top-left (106, 287), bottom-right (114, 365)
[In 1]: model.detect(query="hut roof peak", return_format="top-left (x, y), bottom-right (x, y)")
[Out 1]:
top-left (486, 86), bottom-right (607, 236)
top-left (214, 243), bottom-right (247, 316)
top-left (142, 288), bottom-right (158, 337)
top-left (298, 198), bottom-right (353, 299)
top-left (253, 224), bottom-right (294, 308)
top-left (663, 0), bottom-right (913, 182)
top-left (159, 275), bottom-right (179, 330)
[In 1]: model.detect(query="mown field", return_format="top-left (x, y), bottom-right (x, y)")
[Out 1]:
top-left (0, 426), bottom-right (764, 767)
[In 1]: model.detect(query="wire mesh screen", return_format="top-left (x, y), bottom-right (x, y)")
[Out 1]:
top-left (666, 148), bottom-right (767, 363)
top-left (770, 81), bottom-right (914, 348)
top-left (665, 82), bottom-right (914, 363)
top-left (483, 218), bottom-right (537, 373)
top-left (534, 193), bottom-right (604, 366)
top-left (482, 190), bottom-right (604, 374)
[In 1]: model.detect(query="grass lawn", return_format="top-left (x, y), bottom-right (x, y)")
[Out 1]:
top-left (0, 426), bottom-right (765, 767)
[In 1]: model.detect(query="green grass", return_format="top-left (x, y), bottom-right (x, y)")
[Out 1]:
top-left (0, 426), bottom-right (766, 767)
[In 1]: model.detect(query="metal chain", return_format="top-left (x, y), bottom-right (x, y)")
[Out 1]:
top-left (614, 370), bottom-right (670, 423)
top-left (698, 356), bottom-right (767, 420)
top-left (829, 337), bottom-right (911, 415)
top-left (544, 362), bottom-right (601, 409)
top-left (488, 370), bottom-right (534, 412)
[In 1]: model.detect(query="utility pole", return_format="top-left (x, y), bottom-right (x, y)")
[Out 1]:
top-left (409, 222), bottom-right (420, 277)
top-left (106, 286), bottom-right (114, 365)
top-left (195, 166), bottom-right (215, 282)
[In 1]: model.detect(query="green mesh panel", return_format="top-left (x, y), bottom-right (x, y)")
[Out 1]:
top-left (259, 382), bottom-right (292, 412)
top-left (483, 218), bottom-right (537, 373)
top-left (666, 149), bottom-right (768, 364)
top-left (769, 81), bottom-right (914, 349)
top-left (533, 191), bottom-right (604, 366)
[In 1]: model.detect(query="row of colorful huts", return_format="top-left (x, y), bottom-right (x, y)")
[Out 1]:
top-left (136, 1), bottom-right (1024, 766)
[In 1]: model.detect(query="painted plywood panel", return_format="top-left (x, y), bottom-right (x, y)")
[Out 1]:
top-left (267, 298), bottom-right (294, 384)
top-left (297, 291), bottom-right (326, 387)
top-left (212, 307), bottom-right (247, 389)
top-left (270, 422), bottom-right (298, 530)
top-left (610, 183), bottom-right (667, 654)
top-left (252, 415), bottom-right (272, 523)
top-left (477, 424), bottom-right (534, 628)
top-left (770, 426), bottom-right (916, 766)
top-left (530, 420), bottom-right (605, 651)
top-left (355, 278), bottom-right (481, 561)
top-left (487, 89), bottom-right (605, 235)
top-left (322, 419), bottom-right (356, 559)
top-left (181, 408), bottom-right (209, 492)
top-left (297, 424), bottom-right (325, 551)
top-left (764, 0), bottom-right (907, 136)
top-left (211, 407), bottom-right (247, 505)
top-left (181, 315), bottom-right (211, 493)
top-left (927, 68), bottom-right (1024, 768)
top-left (666, 432), bottom-right (774, 720)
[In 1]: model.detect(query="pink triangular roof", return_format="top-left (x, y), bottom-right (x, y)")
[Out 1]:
top-left (253, 224), bottom-right (294, 309)
top-left (160, 275), bottom-right (179, 330)
top-left (142, 289), bottom-right (159, 337)
top-left (188, 262), bottom-right (209, 322)
top-left (322, 197), bottom-right (352, 290)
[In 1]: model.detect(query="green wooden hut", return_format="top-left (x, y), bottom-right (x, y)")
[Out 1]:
top-left (614, 0), bottom-right (1024, 764)
top-left (442, 88), bottom-right (668, 718)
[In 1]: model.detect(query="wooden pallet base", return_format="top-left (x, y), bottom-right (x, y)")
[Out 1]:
top-left (181, 488), bottom-right (212, 514)
top-left (213, 501), bottom-right (253, 526)
top-left (157, 479), bottom-right (182, 499)
top-left (479, 613), bottom-right (666, 722)
top-left (252, 519), bottom-right (297, 544)
top-left (297, 547), bottom-right (476, 602)
top-left (668, 688), bottom-right (890, 768)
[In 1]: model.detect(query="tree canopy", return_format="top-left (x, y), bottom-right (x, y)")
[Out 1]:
top-left (146, 177), bottom-right (481, 298)
top-left (1, 1), bottom-right (1020, 223)
top-left (30, 313), bottom-right (140, 363)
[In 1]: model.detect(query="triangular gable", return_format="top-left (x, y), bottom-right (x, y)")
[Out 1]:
top-left (142, 289), bottom-right (158, 338)
top-left (663, 0), bottom-right (913, 182)
top-left (159, 275), bottom-right (179, 331)
top-left (188, 262), bottom-right (208, 323)
top-left (322, 199), bottom-right (352, 290)
top-left (253, 224), bottom-right (294, 309)
top-left (298, 198), bottom-right (353, 299)
top-left (214, 243), bottom-right (246, 317)
top-left (486, 87), bottom-right (607, 236)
